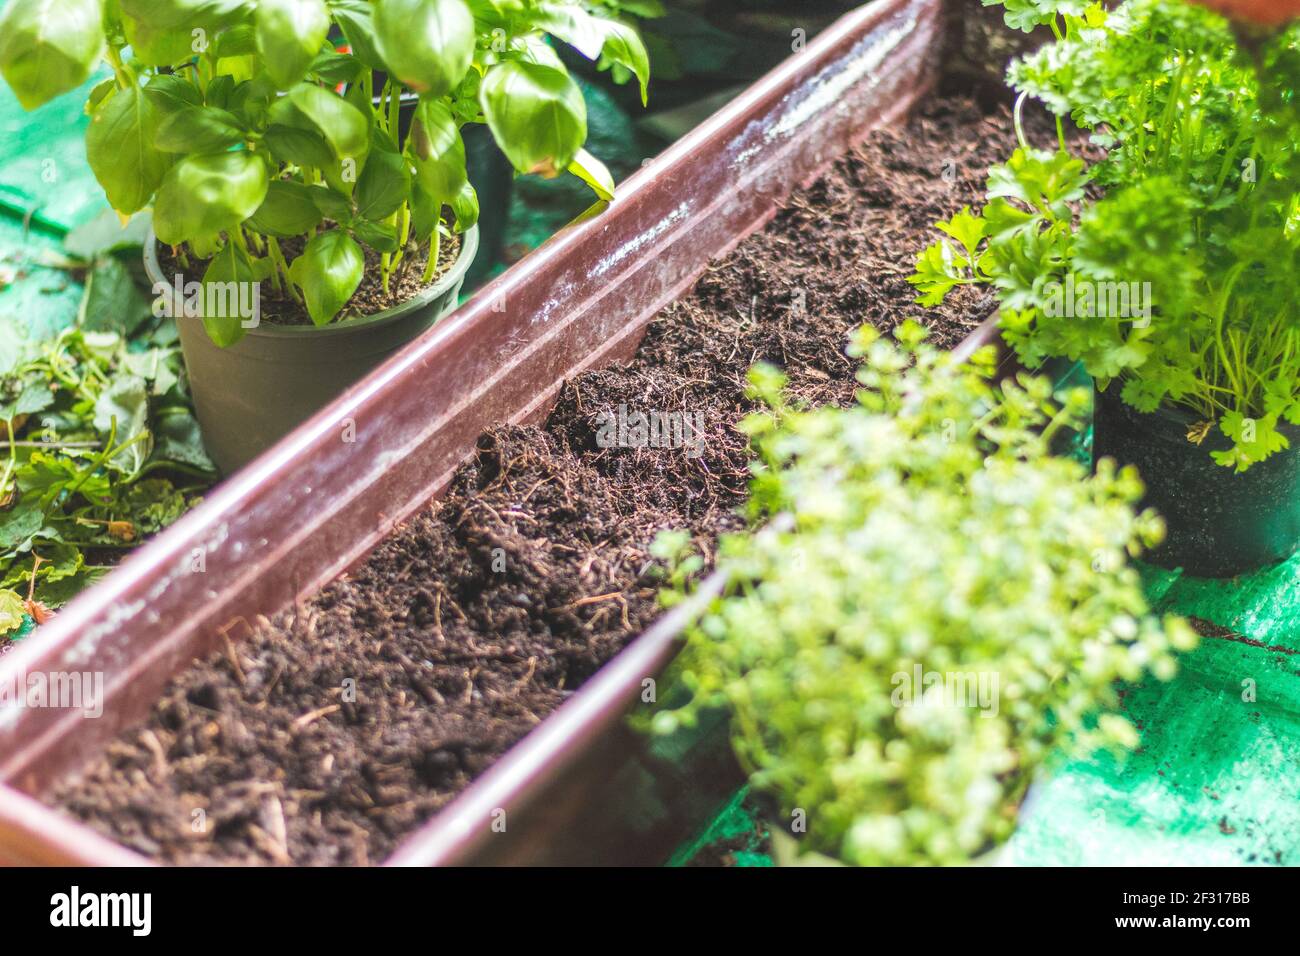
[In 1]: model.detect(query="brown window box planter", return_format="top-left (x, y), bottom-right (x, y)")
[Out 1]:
top-left (0, 0), bottom-right (1008, 867)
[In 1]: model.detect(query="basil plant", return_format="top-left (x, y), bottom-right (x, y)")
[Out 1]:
top-left (0, 0), bottom-right (651, 345)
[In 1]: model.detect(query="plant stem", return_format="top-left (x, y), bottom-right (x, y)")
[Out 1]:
top-left (0, 440), bottom-right (99, 450)
top-left (0, 418), bottom-right (16, 502)
top-left (422, 229), bottom-right (441, 284)
top-left (268, 238), bottom-right (301, 305)
top-left (105, 46), bottom-right (131, 90)
top-left (388, 80), bottom-right (401, 139)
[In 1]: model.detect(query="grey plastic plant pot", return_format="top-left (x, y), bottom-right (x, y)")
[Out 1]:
top-left (1092, 383), bottom-right (1300, 578)
top-left (144, 225), bottom-right (478, 475)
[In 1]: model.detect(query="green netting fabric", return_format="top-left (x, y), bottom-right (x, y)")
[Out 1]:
top-left (1005, 549), bottom-right (1300, 866)
top-left (0, 77), bottom-right (109, 233)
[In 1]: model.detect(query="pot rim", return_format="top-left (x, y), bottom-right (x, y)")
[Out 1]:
top-left (142, 221), bottom-right (479, 340)
top-left (1095, 377), bottom-right (1300, 444)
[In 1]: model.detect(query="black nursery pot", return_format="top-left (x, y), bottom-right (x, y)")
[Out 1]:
top-left (1092, 384), bottom-right (1300, 578)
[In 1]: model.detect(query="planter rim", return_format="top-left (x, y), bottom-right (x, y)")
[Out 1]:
top-left (1095, 378), bottom-right (1300, 450)
top-left (142, 223), bottom-right (479, 340)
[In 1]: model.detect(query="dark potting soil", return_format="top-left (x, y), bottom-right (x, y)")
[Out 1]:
top-left (52, 95), bottom-right (1032, 865)
top-left (159, 230), bottom-right (460, 328)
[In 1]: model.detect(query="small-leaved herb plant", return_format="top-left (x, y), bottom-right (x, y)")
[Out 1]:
top-left (649, 324), bottom-right (1195, 866)
top-left (0, 0), bottom-right (652, 345)
top-left (911, 0), bottom-right (1300, 470)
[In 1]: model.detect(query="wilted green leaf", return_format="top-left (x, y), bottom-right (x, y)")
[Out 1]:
top-left (0, 502), bottom-right (45, 552)
top-left (64, 210), bottom-right (152, 260)
top-left (0, 588), bottom-right (25, 635)
top-left (151, 408), bottom-right (216, 472)
top-left (1, 380), bottom-right (55, 422)
top-left (93, 374), bottom-right (152, 473)
top-left (79, 257), bottom-right (154, 337)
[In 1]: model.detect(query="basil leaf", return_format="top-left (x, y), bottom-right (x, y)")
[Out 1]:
top-left (215, 22), bottom-right (259, 58)
top-left (85, 85), bottom-right (171, 215)
top-left (594, 19), bottom-right (650, 106)
top-left (144, 72), bottom-right (204, 113)
top-left (263, 123), bottom-right (335, 169)
top-left (0, 0), bottom-right (105, 111)
top-left (479, 59), bottom-right (586, 175)
top-left (351, 219), bottom-right (399, 254)
top-left (309, 51), bottom-right (365, 84)
top-left (409, 177), bottom-right (439, 242)
top-left (448, 179), bottom-right (478, 232)
top-left (199, 241), bottom-right (259, 347)
top-left (288, 231), bottom-right (365, 325)
top-left (409, 99), bottom-right (466, 201)
top-left (567, 147), bottom-right (614, 201)
top-left (118, 0), bottom-right (249, 31)
top-left (255, 0), bottom-right (331, 90)
top-left (247, 180), bottom-right (324, 237)
top-left (153, 105), bottom-right (247, 153)
top-left (355, 139), bottom-right (411, 222)
top-left (534, 3), bottom-right (649, 105)
top-left (330, 0), bottom-right (386, 69)
top-left (153, 151), bottom-right (269, 246)
top-left (123, 18), bottom-right (196, 67)
top-left (308, 184), bottom-right (353, 223)
top-left (374, 0), bottom-right (474, 97)
top-left (288, 83), bottom-right (371, 163)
